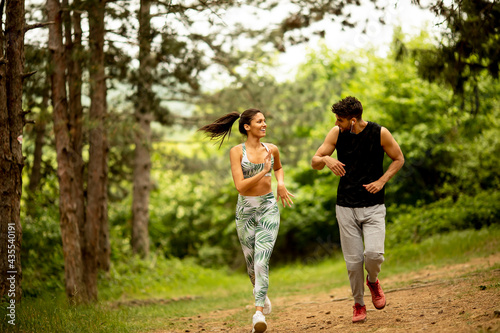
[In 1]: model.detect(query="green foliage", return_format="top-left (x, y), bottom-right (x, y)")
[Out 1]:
top-left (21, 140), bottom-right (63, 297)
top-left (98, 255), bottom-right (242, 301)
top-left (112, 31), bottom-right (500, 268)
top-left (19, 29), bottom-right (500, 301)
top-left (387, 190), bottom-right (500, 248)
top-left (2, 226), bottom-right (498, 332)
top-left (386, 225), bottom-right (500, 274)
top-left (397, 0), bottom-right (499, 113)
top-left (21, 194), bottom-right (65, 297)
top-left (147, 151), bottom-right (242, 267)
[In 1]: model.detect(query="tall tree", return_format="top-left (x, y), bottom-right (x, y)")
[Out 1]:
top-left (131, 0), bottom-right (153, 257)
top-left (22, 45), bottom-right (51, 196)
top-left (63, 0), bottom-right (85, 256)
top-left (0, 0), bottom-right (24, 302)
top-left (86, 0), bottom-right (109, 299)
top-left (402, 0), bottom-right (499, 114)
top-left (27, 79), bottom-right (50, 194)
top-left (47, 0), bottom-right (87, 304)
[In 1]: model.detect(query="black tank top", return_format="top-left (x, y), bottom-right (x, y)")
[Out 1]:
top-left (336, 121), bottom-right (385, 208)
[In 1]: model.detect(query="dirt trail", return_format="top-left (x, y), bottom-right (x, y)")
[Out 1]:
top-left (160, 254), bottom-right (500, 333)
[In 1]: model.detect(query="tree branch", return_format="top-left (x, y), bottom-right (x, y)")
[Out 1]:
top-left (22, 71), bottom-right (37, 80)
top-left (25, 21), bottom-right (54, 33)
top-left (0, 57), bottom-right (7, 65)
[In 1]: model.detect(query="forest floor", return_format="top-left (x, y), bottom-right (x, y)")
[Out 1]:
top-left (155, 253), bottom-right (500, 333)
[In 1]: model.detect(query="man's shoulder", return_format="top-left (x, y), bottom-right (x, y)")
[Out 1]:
top-left (367, 121), bottom-right (382, 129)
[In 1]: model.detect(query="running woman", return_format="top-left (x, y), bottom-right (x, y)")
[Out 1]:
top-left (311, 97), bottom-right (404, 323)
top-left (199, 109), bottom-right (294, 333)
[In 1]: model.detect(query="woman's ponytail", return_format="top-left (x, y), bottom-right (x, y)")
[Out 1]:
top-left (198, 111), bottom-right (241, 149)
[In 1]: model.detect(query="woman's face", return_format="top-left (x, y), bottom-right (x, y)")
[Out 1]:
top-left (245, 112), bottom-right (267, 138)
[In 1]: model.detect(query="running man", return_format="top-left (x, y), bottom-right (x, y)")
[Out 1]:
top-left (311, 96), bottom-right (404, 323)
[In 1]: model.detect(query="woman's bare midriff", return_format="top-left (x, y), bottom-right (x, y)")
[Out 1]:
top-left (239, 177), bottom-right (272, 196)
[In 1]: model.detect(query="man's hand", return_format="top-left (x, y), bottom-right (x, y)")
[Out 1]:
top-left (324, 156), bottom-right (346, 176)
top-left (363, 180), bottom-right (385, 194)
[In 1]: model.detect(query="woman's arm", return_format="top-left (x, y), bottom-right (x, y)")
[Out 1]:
top-left (270, 144), bottom-right (294, 207)
top-left (230, 145), bottom-right (272, 194)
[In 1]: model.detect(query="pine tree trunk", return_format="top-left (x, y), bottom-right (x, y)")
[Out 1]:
top-left (47, 0), bottom-right (87, 304)
top-left (132, 112), bottom-right (152, 257)
top-left (131, 0), bottom-right (153, 257)
top-left (63, 0), bottom-right (85, 255)
top-left (86, 0), bottom-right (109, 300)
top-left (0, 0), bottom-right (24, 303)
top-left (28, 85), bottom-right (49, 193)
top-left (26, 76), bottom-right (49, 221)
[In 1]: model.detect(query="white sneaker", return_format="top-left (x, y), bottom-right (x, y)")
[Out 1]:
top-left (252, 311), bottom-right (267, 333)
top-left (253, 289), bottom-right (272, 315)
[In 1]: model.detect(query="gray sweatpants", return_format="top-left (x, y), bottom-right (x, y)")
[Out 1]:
top-left (336, 204), bottom-right (386, 306)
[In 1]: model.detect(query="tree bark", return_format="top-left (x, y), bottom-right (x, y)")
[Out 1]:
top-left (93, 0), bottom-right (110, 271)
top-left (86, 0), bottom-right (109, 300)
top-left (27, 88), bottom-right (49, 193)
top-left (0, 0), bottom-right (24, 303)
top-left (47, 0), bottom-right (87, 304)
top-left (63, 0), bottom-right (85, 250)
top-left (131, 0), bottom-right (153, 257)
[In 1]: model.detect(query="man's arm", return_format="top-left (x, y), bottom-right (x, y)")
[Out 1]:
top-left (363, 127), bottom-right (405, 193)
top-left (311, 126), bottom-right (346, 176)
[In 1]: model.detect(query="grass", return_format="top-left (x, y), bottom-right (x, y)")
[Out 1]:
top-left (1, 224), bottom-right (499, 332)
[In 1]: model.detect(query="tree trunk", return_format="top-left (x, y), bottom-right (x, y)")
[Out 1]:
top-left (94, 1), bottom-right (110, 271)
top-left (132, 112), bottom-right (152, 257)
top-left (0, 0), bottom-right (24, 303)
top-left (63, 0), bottom-right (85, 253)
top-left (131, 0), bottom-right (153, 257)
top-left (86, 0), bottom-right (109, 300)
top-left (47, 0), bottom-right (87, 304)
top-left (27, 88), bottom-right (49, 193)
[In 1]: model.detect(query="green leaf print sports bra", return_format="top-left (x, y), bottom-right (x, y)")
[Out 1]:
top-left (241, 143), bottom-right (274, 179)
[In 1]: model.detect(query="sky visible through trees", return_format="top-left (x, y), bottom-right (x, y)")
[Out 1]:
top-left (24, 0), bottom-right (442, 89)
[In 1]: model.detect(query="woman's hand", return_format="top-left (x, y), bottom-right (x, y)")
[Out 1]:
top-left (277, 183), bottom-right (294, 208)
top-left (264, 150), bottom-right (273, 173)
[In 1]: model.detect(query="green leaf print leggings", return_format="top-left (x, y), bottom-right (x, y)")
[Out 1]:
top-left (236, 192), bottom-right (280, 307)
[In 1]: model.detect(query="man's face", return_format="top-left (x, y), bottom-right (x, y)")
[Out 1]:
top-left (335, 115), bottom-right (352, 132)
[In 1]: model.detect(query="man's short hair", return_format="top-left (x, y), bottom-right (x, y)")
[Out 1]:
top-left (331, 96), bottom-right (363, 119)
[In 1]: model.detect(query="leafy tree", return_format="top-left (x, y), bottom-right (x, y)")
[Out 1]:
top-left (400, 0), bottom-right (500, 114)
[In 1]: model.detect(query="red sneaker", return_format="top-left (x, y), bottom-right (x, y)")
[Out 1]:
top-left (366, 277), bottom-right (386, 309)
top-left (352, 303), bottom-right (367, 323)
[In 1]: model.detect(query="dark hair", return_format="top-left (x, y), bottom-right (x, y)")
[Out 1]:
top-left (198, 108), bottom-right (263, 148)
top-left (331, 96), bottom-right (363, 119)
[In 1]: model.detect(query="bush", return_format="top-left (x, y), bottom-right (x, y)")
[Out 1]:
top-left (386, 190), bottom-right (500, 248)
